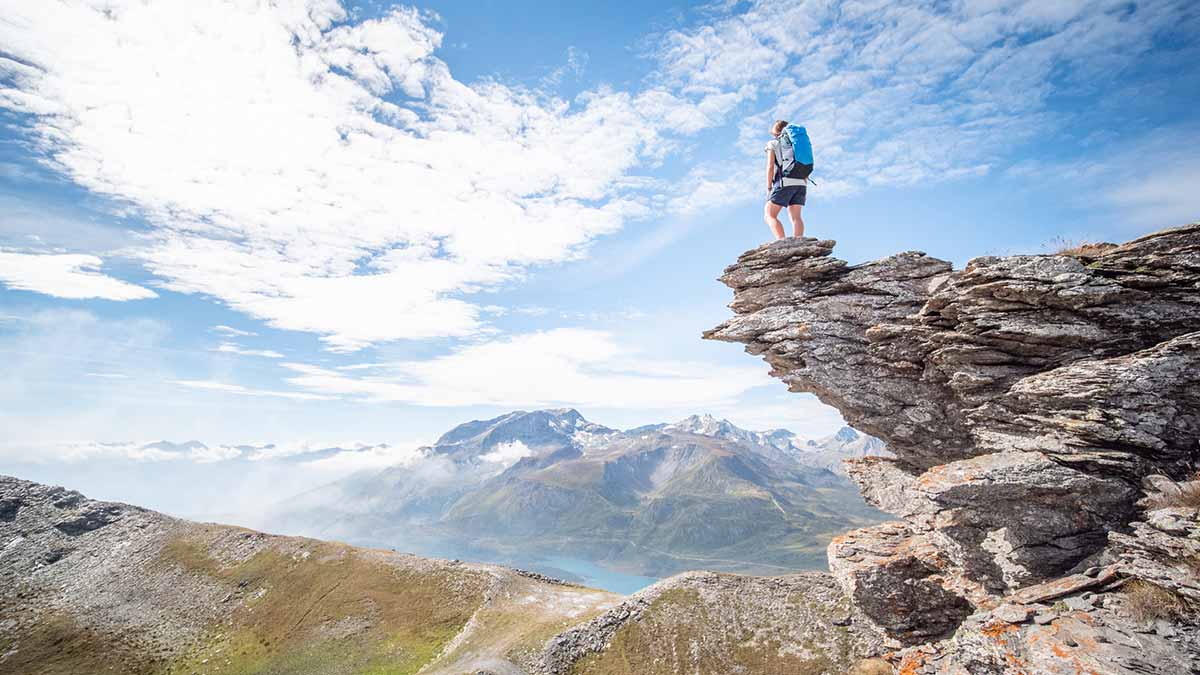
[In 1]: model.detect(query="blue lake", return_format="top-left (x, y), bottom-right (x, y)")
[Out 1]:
top-left (355, 533), bottom-right (660, 595)
top-left (533, 555), bottom-right (659, 595)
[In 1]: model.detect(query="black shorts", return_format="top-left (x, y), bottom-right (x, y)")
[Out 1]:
top-left (769, 184), bottom-right (806, 206)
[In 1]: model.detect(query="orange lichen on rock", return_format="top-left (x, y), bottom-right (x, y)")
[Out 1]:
top-left (980, 620), bottom-right (1020, 640)
top-left (897, 651), bottom-right (932, 675)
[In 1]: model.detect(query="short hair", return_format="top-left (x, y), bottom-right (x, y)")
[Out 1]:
top-left (771, 120), bottom-right (788, 136)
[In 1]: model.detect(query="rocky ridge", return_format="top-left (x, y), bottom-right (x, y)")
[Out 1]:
top-left (706, 224), bottom-right (1200, 673)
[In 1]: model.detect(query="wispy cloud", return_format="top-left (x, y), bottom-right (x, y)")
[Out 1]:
top-left (211, 325), bottom-right (257, 338)
top-left (211, 342), bottom-right (285, 359)
top-left (170, 379), bottom-right (335, 401)
top-left (0, 250), bottom-right (155, 300)
top-left (0, 2), bottom-right (704, 350)
top-left (281, 327), bottom-right (770, 408)
top-left (652, 0), bottom-right (1195, 197)
top-left (1002, 124), bottom-right (1200, 230)
top-left (2, 0), bottom-right (1191, 351)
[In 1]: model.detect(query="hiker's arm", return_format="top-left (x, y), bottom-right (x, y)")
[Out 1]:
top-left (765, 150), bottom-right (775, 195)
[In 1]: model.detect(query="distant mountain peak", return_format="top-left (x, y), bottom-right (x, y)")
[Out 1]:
top-left (430, 408), bottom-right (616, 459)
top-left (833, 426), bottom-right (859, 443)
top-left (668, 413), bottom-right (737, 436)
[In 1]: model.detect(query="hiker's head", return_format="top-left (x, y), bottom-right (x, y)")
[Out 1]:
top-left (771, 120), bottom-right (788, 137)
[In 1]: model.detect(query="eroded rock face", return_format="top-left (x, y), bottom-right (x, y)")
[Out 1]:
top-left (706, 224), bottom-right (1200, 665)
top-left (707, 225), bottom-right (1200, 474)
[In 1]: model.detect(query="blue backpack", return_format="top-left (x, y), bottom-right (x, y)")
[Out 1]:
top-left (776, 124), bottom-right (814, 181)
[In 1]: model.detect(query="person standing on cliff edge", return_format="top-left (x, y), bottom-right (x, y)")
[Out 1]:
top-left (764, 119), bottom-right (814, 240)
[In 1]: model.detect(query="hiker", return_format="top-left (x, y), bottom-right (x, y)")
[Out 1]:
top-left (764, 119), bottom-right (814, 240)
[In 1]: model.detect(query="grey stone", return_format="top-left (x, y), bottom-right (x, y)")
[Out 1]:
top-left (1062, 595), bottom-right (1094, 612)
top-left (708, 224), bottom-right (1200, 673)
top-left (1033, 612), bottom-right (1056, 625)
top-left (991, 603), bottom-right (1033, 623)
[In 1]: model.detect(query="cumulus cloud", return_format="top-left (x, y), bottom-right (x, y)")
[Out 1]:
top-left (0, 250), bottom-right (155, 300)
top-left (0, 1), bottom-right (699, 349)
top-left (280, 327), bottom-right (770, 408)
top-left (478, 439), bottom-right (534, 466)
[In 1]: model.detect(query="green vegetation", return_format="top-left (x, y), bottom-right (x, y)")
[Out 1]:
top-left (569, 587), bottom-right (858, 675)
top-left (0, 612), bottom-right (162, 675)
top-left (159, 529), bottom-right (484, 675)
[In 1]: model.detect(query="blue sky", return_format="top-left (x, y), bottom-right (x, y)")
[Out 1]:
top-left (1, 0), bottom-right (1198, 508)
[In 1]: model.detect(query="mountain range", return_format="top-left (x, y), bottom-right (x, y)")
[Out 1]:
top-left (265, 409), bottom-right (889, 580)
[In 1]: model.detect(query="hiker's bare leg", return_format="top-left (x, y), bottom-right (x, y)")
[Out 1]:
top-left (788, 204), bottom-right (804, 238)
top-left (764, 201), bottom-right (785, 240)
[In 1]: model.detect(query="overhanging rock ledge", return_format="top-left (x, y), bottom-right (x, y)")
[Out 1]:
top-left (705, 224), bottom-right (1200, 673)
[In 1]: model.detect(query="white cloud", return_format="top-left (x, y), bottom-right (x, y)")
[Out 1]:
top-left (3, 0), bottom-right (1187, 352)
top-left (188, 444), bottom-right (244, 464)
top-left (170, 379), bottom-right (335, 401)
top-left (0, 250), bottom-right (155, 300)
top-left (1, 441), bottom-right (177, 464)
top-left (211, 325), bottom-right (257, 338)
top-left (1001, 124), bottom-right (1200, 231)
top-left (1107, 158), bottom-right (1200, 228)
top-left (478, 439), bottom-right (534, 466)
top-left (0, 436), bottom-right (420, 472)
top-left (245, 440), bottom-right (373, 462)
top-left (281, 327), bottom-right (770, 408)
top-left (212, 342), bottom-right (285, 359)
top-left (0, 1), bottom-right (689, 350)
top-left (298, 443), bottom-right (425, 474)
top-left (653, 0), bottom-right (1193, 195)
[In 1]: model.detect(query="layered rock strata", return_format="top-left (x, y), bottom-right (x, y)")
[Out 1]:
top-left (706, 224), bottom-right (1200, 672)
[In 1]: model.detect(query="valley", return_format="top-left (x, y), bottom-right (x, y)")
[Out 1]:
top-left (262, 410), bottom-right (888, 586)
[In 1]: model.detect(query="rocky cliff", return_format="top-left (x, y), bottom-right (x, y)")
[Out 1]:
top-left (706, 224), bottom-right (1200, 674)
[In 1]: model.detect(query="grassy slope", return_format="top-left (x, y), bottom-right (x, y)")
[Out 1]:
top-left (1, 520), bottom-right (619, 675)
top-left (0, 610), bottom-right (159, 675)
top-left (156, 527), bottom-right (486, 675)
top-left (569, 586), bottom-right (862, 675)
